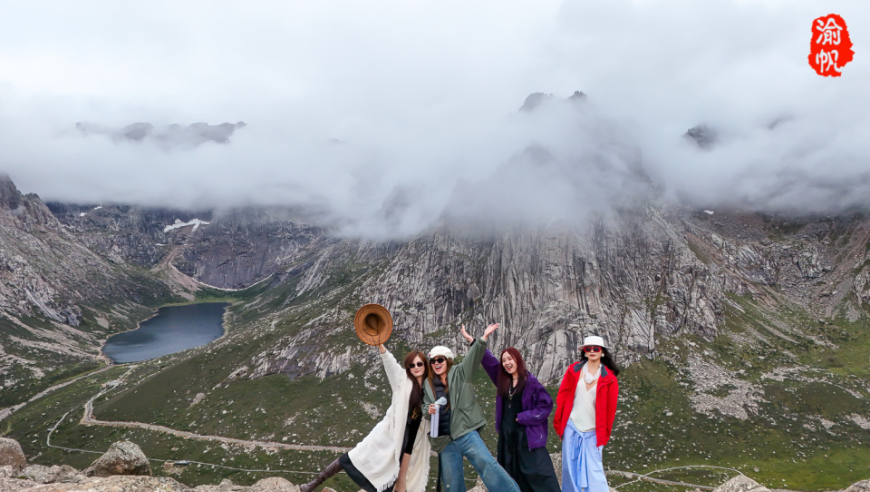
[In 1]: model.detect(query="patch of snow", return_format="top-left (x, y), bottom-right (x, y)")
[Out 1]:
top-left (164, 218), bottom-right (210, 233)
top-left (93, 205), bottom-right (103, 210)
top-left (79, 212), bottom-right (87, 217)
top-left (704, 210), bottom-right (715, 215)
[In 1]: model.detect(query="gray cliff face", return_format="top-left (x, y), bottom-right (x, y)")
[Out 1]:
top-left (357, 208), bottom-right (722, 381)
top-left (47, 202), bottom-right (207, 268)
top-left (246, 206), bottom-right (725, 383)
top-left (50, 204), bottom-right (327, 290)
top-left (245, 207), bottom-right (870, 383)
top-left (173, 208), bottom-right (328, 289)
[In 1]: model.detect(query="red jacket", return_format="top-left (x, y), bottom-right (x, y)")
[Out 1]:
top-left (553, 360), bottom-right (619, 447)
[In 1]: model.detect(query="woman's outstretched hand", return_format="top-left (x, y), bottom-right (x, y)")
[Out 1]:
top-left (378, 343), bottom-right (386, 354)
top-left (481, 323), bottom-right (500, 341)
top-left (460, 325), bottom-right (474, 343)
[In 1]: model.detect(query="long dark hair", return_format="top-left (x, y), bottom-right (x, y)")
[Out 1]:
top-left (497, 347), bottom-right (528, 398)
top-left (581, 347), bottom-right (621, 377)
top-left (404, 351), bottom-right (429, 414)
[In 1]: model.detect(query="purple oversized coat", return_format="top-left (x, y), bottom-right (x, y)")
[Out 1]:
top-left (481, 349), bottom-right (553, 450)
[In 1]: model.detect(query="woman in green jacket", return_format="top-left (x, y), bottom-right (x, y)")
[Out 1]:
top-left (423, 323), bottom-right (520, 492)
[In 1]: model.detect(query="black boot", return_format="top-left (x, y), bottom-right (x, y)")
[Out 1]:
top-left (300, 458), bottom-right (343, 492)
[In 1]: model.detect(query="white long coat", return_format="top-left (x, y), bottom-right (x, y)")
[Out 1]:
top-left (347, 350), bottom-right (431, 492)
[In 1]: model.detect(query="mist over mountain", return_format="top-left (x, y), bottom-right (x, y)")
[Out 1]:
top-left (0, 1), bottom-right (867, 239)
top-left (75, 121), bottom-right (247, 149)
top-left (4, 89), bottom-right (868, 240)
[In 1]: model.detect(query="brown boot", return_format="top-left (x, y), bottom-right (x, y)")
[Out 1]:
top-left (299, 458), bottom-right (343, 492)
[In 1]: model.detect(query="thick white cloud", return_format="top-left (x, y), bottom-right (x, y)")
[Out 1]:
top-left (0, 0), bottom-right (867, 237)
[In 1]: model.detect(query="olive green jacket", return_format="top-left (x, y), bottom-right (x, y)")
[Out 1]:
top-left (422, 338), bottom-right (488, 453)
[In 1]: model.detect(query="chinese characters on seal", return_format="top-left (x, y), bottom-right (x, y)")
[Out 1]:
top-left (808, 14), bottom-right (853, 77)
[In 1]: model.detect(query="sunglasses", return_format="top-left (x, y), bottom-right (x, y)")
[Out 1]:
top-left (430, 357), bottom-right (447, 365)
top-left (407, 361), bottom-right (425, 368)
top-left (583, 346), bottom-right (602, 353)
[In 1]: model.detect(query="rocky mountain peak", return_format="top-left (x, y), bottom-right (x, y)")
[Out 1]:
top-left (685, 124), bottom-right (716, 149)
top-left (75, 121), bottom-right (248, 148)
top-left (519, 92), bottom-right (555, 112)
top-left (0, 173), bottom-right (23, 210)
top-left (0, 173), bottom-right (58, 229)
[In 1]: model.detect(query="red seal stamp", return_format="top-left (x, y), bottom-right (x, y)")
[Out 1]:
top-left (808, 14), bottom-right (854, 77)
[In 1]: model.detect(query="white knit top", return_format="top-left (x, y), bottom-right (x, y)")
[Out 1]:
top-left (569, 370), bottom-right (597, 432)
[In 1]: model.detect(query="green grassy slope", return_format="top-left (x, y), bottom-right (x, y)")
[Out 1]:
top-left (0, 269), bottom-right (178, 409)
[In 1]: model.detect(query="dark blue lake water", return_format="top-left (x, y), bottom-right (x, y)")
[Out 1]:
top-left (102, 303), bottom-right (228, 363)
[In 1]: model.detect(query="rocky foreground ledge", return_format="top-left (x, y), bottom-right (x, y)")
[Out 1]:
top-left (2, 437), bottom-right (869, 492)
top-left (0, 437), bottom-right (310, 492)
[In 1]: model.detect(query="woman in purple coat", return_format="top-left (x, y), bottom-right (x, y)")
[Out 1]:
top-left (460, 327), bottom-right (561, 492)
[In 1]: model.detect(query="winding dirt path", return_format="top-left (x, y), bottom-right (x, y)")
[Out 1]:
top-left (80, 389), bottom-right (351, 454)
top-left (0, 365), bottom-right (114, 423)
top-left (610, 464), bottom-right (743, 490)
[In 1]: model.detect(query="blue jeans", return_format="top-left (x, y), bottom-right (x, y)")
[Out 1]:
top-left (440, 430), bottom-right (521, 492)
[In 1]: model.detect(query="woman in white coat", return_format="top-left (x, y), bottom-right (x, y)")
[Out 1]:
top-left (300, 343), bottom-right (432, 492)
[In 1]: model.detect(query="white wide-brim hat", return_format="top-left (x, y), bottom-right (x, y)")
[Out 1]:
top-left (579, 335), bottom-right (608, 350)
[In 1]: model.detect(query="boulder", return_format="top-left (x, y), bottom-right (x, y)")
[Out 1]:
top-left (0, 466), bottom-right (19, 479)
top-left (84, 441), bottom-right (152, 477)
top-left (25, 475), bottom-right (190, 491)
top-left (250, 477), bottom-right (300, 492)
top-left (846, 480), bottom-right (870, 492)
top-left (21, 464), bottom-right (84, 484)
top-left (162, 462), bottom-right (185, 476)
top-left (193, 478), bottom-right (247, 491)
top-left (0, 477), bottom-right (37, 491)
top-left (712, 475), bottom-right (771, 492)
top-left (0, 438), bottom-right (27, 472)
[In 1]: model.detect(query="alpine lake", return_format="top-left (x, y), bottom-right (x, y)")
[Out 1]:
top-left (102, 302), bottom-right (229, 363)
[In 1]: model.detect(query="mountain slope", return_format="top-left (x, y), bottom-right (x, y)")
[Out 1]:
top-left (0, 175), bottom-right (178, 409)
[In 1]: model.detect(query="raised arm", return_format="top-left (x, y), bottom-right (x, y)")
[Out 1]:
top-left (463, 325), bottom-right (499, 385)
top-left (378, 344), bottom-right (404, 391)
top-left (454, 323), bottom-right (498, 380)
top-left (481, 350), bottom-right (500, 386)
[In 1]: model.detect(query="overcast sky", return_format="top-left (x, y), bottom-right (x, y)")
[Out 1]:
top-left (1, 0), bottom-right (867, 237)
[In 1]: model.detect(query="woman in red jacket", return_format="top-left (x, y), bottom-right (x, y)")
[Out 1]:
top-left (553, 336), bottom-right (620, 492)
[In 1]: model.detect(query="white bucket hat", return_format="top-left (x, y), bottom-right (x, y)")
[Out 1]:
top-left (579, 335), bottom-right (608, 350)
top-left (428, 346), bottom-right (456, 360)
